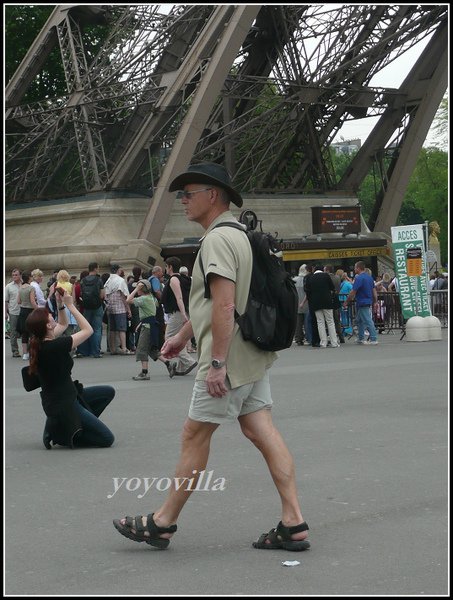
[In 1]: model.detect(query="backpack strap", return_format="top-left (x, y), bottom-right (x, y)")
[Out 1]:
top-left (198, 222), bottom-right (247, 302)
top-left (198, 253), bottom-right (211, 299)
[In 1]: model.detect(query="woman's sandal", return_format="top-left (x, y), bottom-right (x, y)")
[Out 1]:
top-left (113, 513), bottom-right (177, 549)
top-left (252, 521), bottom-right (310, 551)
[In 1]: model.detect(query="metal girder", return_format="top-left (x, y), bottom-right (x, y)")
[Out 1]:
top-left (106, 5), bottom-right (238, 189)
top-left (7, 10), bottom-right (110, 199)
top-left (338, 20), bottom-right (448, 233)
top-left (57, 14), bottom-right (109, 190)
top-left (192, 5), bottom-right (447, 193)
top-left (5, 4), bottom-right (447, 209)
top-left (137, 5), bottom-right (261, 244)
top-left (106, 5), bottom-right (215, 170)
top-left (370, 23), bottom-right (448, 233)
top-left (6, 5), bottom-right (194, 200)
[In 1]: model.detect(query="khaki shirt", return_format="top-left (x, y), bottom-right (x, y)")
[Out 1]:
top-left (190, 211), bottom-right (276, 388)
top-left (5, 281), bottom-right (21, 315)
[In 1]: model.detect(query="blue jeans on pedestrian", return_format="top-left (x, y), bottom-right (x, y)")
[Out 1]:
top-left (72, 385), bottom-right (115, 447)
top-left (304, 312), bottom-right (312, 344)
top-left (356, 305), bottom-right (378, 342)
top-left (77, 306), bottom-right (104, 356)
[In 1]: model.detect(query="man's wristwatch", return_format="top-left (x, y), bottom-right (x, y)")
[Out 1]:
top-left (211, 359), bottom-right (226, 369)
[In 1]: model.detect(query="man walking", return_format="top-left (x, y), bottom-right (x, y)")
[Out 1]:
top-left (5, 268), bottom-right (22, 357)
top-left (324, 264), bottom-right (345, 344)
top-left (343, 261), bottom-right (379, 345)
top-left (303, 265), bottom-right (320, 347)
top-left (113, 162), bottom-right (310, 551)
top-left (160, 256), bottom-right (197, 377)
top-left (77, 262), bottom-right (105, 357)
top-left (148, 265), bottom-right (166, 350)
top-left (104, 264), bottom-right (131, 354)
top-left (293, 264), bottom-right (310, 345)
top-left (304, 266), bottom-right (339, 348)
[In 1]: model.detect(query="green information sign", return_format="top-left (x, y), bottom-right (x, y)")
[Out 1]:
top-left (391, 224), bottom-right (431, 318)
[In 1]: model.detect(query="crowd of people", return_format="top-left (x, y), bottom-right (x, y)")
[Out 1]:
top-left (6, 259), bottom-right (447, 365)
top-left (5, 262), bottom-right (198, 374)
top-left (291, 264), bottom-right (448, 346)
top-left (293, 262), bottom-right (380, 347)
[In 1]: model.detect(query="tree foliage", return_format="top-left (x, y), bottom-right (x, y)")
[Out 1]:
top-left (402, 147), bottom-right (448, 264)
top-left (5, 5), bottom-right (64, 102)
top-left (5, 5), bottom-right (113, 104)
top-left (330, 145), bottom-right (448, 266)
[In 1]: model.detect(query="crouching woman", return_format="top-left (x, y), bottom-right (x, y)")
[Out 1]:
top-left (25, 289), bottom-right (115, 449)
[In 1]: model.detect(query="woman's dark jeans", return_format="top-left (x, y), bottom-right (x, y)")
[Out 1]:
top-left (45, 385), bottom-right (115, 448)
top-left (73, 385), bottom-right (115, 447)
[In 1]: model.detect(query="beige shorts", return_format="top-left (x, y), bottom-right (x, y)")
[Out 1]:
top-left (188, 371), bottom-right (273, 424)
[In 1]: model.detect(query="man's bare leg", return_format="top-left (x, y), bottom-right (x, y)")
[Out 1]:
top-left (238, 408), bottom-right (308, 542)
top-left (109, 330), bottom-right (117, 354)
top-left (119, 330), bottom-right (127, 351)
top-left (118, 418), bottom-right (218, 537)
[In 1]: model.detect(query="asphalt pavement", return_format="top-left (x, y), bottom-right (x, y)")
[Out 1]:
top-left (4, 331), bottom-right (449, 596)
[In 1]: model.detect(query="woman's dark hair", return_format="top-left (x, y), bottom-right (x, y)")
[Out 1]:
top-left (21, 270), bottom-right (32, 284)
top-left (132, 266), bottom-right (142, 281)
top-left (25, 308), bottom-right (49, 374)
top-left (165, 256), bottom-right (181, 272)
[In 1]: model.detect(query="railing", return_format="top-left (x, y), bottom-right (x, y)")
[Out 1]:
top-left (338, 290), bottom-right (448, 338)
top-left (429, 290), bottom-right (449, 327)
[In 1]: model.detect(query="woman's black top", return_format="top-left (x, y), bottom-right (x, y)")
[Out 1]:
top-left (38, 336), bottom-right (83, 446)
top-left (161, 274), bottom-right (191, 314)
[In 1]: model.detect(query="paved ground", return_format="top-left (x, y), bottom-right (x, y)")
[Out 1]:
top-left (4, 332), bottom-right (449, 596)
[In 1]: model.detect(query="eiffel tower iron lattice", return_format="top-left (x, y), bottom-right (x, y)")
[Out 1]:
top-left (5, 4), bottom-right (447, 241)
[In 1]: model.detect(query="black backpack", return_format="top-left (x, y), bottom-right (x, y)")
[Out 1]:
top-left (80, 276), bottom-right (102, 309)
top-left (179, 274), bottom-right (192, 311)
top-left (199, 222), bottom-right (298, 352)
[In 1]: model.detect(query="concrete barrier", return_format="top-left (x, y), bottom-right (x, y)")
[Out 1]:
top-left (424, 315), bottom-right (442, 340)
top-left (405, 315), bottom-right (429, 342)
